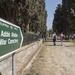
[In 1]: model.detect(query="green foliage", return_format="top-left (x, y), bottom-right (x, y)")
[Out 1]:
top-left (0, 0), bottom-right (47, 35)
top-left (53, 4), bottom-right (64, 34)
top-left (53, 0), bottom-right (75, 36)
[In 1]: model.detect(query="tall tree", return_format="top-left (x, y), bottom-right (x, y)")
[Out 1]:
top-left (53, 0), bottom-right (75, 36)
top-left (0, 0), bottom-right (47, 34)
top-left (53, 4), bottom-right (64, 34)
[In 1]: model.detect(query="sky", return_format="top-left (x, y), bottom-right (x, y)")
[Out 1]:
top-left (45, 0), bottom-right (62, 30)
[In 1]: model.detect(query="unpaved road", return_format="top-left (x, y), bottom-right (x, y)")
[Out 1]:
top-left (22, 42), bottom-right (75, 75)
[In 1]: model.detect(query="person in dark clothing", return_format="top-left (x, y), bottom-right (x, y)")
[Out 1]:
top-left (52, 32), bottom-right (57, 45)
top-left (73, 33), bottom-right (75, 44)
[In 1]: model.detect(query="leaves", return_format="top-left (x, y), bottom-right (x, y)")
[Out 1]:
top-left (0, 0), bottom-right (47, 34)
top-left (53, 0), bottom-right (75, 35)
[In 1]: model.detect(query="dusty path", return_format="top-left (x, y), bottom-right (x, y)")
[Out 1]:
top-left (22, 41), bottom-right (75, 75)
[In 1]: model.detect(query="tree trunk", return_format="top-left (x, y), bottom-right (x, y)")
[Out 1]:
top-left (6, 8), bottom-right (16, 24)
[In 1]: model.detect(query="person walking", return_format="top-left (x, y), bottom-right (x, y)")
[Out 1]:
top-left (73, 33), bottom-right (75, 44)
top-left (60, 33), bottom-right (64, 46)
top-left (52, 32), bottom-right (57, 46)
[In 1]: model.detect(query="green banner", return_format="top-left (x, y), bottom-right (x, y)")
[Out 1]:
top-left (0, 19), bottom-right (23, 56)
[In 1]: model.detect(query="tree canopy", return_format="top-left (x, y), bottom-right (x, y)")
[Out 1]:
top-left (53, 0), bottom-right (75, 35)
top-left (0, 0), bottom-right (47, 34)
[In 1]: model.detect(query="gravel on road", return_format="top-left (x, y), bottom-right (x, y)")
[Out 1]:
top-left (22, 42), bottom-right (75, 75)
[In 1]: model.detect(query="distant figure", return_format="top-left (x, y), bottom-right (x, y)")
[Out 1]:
top-left (52, 32), bottom-right (57, 46)
top-left (73, 33), bottom-right (75, 44)
top-left (42, 33), bottom-right (46, 43)
top-left (60, 33), bottom-right (64, 46)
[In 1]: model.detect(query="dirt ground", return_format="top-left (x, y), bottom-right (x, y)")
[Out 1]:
top-left (21, 41), bottom-right (75, 75)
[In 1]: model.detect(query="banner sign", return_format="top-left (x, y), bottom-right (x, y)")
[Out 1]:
top-left (0, 18), bottom-right (23, 56)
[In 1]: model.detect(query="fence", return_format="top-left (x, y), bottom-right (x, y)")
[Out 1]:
top-left (23, 33), bottom-right (42, 45)
top-left (0, 32), bottom-right (43, 75)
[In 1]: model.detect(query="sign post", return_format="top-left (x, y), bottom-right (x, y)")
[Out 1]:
top-left (0, 18), bottom-right (23, 75)
top-left (12, 53), bottom-right (16, 75)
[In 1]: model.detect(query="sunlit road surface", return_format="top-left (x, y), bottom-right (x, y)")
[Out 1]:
top-left (22, 41), bottom-right (75, 75)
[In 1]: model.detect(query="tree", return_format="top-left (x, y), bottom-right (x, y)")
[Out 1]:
top-left (0, 0), bottom-right (47, 35)
top-left (53, 4), bottom-right (64, 34)
top-left (62, 0), bottom-right (75, 35)
top-left (53, 0), bottom-right (75, 36)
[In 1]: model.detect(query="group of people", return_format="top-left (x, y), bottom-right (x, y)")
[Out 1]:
top-left (52, 32), bottom-right (64, 46)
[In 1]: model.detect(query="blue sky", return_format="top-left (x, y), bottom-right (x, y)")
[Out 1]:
top-left (45, 0), bottom-right (62, 30)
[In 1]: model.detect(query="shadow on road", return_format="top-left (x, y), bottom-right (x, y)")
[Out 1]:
top-left (44, 41), bottom-right (75, 47)
top-left (45, 44), bottom-right (61, 46)
top-left (64, 45), bottom-right (75, 47)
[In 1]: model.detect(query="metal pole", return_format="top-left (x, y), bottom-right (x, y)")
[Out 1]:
top-left (0, 72), bottom-right (2, 75)
top-left (12, 53), bottom-right (16, 75)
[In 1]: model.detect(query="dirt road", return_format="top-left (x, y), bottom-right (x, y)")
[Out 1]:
top-left (22, 41), bottom-right (75, 75)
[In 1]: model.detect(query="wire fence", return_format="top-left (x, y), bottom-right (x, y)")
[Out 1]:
top-left (22, 33), bottom-right (42, 45)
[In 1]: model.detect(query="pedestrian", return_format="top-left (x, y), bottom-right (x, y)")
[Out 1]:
top-left (52, 32), bottom-right (57, 46)
top-left (42, 33), bottom-right (46, 43)
top-left (73, 33), bottom-right (75, 44)
top-left (60, 33), bottom-right (64, 46)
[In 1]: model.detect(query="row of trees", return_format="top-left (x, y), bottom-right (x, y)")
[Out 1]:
top-left (0, 0), bottom-right (47, 34)
top-left (53, 0), bottom-right (75, 36)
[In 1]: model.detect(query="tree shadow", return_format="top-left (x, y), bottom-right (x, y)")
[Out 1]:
top-left (45, 44), bottom-right (61, 46)
top-left (64, 45), bottom-right (75, 47)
